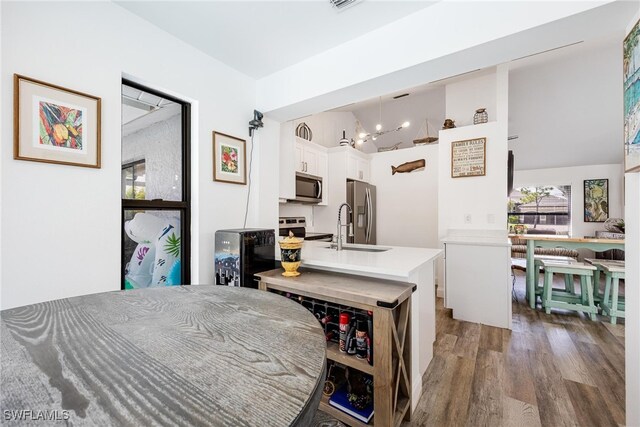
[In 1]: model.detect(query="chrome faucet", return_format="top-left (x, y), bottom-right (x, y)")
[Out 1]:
top-left (336, 203), bottom-right (354, 251)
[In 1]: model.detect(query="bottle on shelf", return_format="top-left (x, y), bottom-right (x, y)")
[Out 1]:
top-left (355, 320), bottom-right (368, 359)
top-left (339, 312), bottom-right (351, 352)
top-left (346, 320), bottom-right (357, 355)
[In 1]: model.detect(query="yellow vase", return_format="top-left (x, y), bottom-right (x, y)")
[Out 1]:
top-left (279, 232), bottom-right (303, 277)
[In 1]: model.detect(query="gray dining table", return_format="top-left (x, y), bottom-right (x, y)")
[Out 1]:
top-left (1, 285), bottom-right (326, 426)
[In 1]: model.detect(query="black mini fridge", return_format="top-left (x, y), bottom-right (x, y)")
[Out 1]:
top-left (214, 228), bottom-right (276, 288)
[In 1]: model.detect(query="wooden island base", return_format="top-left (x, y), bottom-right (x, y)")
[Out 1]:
top-left (258, 268), bottom-right (415, 427)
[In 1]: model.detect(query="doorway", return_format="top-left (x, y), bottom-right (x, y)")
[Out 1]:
top-left (121, 79), bottom-right (191, 289)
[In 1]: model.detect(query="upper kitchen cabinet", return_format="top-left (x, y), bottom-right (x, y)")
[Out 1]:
top-left (279, 121), bottom-right (328, 205)
top-left (328, 146), bottom-right (371, 183)
top-left (347, 151), bottom-right (370, 182)
top-left (295, 139), bottom-right (322, 176)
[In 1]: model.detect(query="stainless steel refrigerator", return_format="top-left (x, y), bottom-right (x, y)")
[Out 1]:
top-left (347, 180), bottom-right (376, 245)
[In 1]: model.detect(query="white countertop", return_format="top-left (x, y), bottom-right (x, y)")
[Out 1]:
top-left (442, 235), bottom-right (512, 247)
top-left (442, 229), bottom-right (511, 247)
top-left (277, 241), bottom-right (442, 279)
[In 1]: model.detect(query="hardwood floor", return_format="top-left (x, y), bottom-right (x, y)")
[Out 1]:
top-left (405, 271), bottom-right (625, 427)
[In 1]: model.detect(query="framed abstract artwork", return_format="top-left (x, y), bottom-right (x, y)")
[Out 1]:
top-left (213, 131), bottom-right (246, 185)
top-left (14, 74), bottom-right (101, 168)
top-left (624, 18), bottom-right (640, 172)
top-left (584, 179), bottom-right (609, 223)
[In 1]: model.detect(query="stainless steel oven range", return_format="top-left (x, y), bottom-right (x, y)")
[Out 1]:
top-left (278, 217), bottom-right (333, 242)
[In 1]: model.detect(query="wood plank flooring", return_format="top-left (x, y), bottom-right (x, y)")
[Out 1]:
top-left (404, 271), bottom-right (625, 427)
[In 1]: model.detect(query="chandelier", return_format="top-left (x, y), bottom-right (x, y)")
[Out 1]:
top-left (356, 96), bottom-right (409, 145)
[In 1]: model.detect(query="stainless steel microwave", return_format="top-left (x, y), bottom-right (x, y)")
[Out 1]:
top-left (290, 172), bottom-right (323, 203)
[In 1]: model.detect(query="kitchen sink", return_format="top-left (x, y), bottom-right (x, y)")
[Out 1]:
top-left (324, 245), bottom-right (390, 253)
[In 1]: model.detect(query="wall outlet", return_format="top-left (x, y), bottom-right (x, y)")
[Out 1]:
top-left (464, 214), bottom-right (472, 224)
top-left (487, 214), bottom-right (495, 224)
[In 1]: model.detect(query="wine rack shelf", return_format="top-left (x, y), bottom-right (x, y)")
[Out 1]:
top-left (258, 267), bottom-right (414, 427)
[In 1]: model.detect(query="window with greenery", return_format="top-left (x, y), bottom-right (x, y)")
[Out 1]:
top-left (122, 159), bottom-right (146, 200)
top-left (508, 185), bottom-right (571, 235)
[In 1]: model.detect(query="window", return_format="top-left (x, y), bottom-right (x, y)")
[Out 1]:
top-left (121, 80), bottom-right (190, 289)
top-left (122, 159), bottom-right (146, 200)
top-left (508, 185), bottom-right (571, 235)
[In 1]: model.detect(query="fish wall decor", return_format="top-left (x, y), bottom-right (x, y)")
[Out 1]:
top-left (391, 159), bottom-right (426, 175)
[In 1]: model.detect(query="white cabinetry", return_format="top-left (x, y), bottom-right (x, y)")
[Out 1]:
top-left (279, 120), bottom-right (328, 205)
top-left (295, 140), bottom-right (321, 176)
top-left (329, 146), bottom-right (370, 183)
top-left (443, 233), bottom-right (511, 329)
top-left (347, 154), bottom-right (370, 182)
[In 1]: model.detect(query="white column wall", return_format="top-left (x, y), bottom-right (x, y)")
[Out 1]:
top-left (369, 145), bottom-right (439, 249)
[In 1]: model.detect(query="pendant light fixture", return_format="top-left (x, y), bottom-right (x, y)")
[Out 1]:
top-left (356, 96), bottom-right (410, 145)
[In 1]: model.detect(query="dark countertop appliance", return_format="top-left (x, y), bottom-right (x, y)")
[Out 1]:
top-left (279, 217), bottom-right (333, 242)
top-left (214, 228), bottom-right (275, 288)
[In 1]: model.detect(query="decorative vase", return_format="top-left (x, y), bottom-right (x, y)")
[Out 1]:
top-left (339, 129), bottom-right (350, 146)
top-left (442, 119), bottom-right (456, 129)
top-left (278, 231), bottom-right (303, 277)
top-left (473, 108), bottom-right (488, 125)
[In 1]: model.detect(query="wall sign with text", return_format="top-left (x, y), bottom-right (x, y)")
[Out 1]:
top-left (451, 137), bottom-right (486, 178)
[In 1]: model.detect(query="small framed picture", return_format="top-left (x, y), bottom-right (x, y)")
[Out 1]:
top-left (213, 131), bottom-right (246, 185)
top-left (451, 137), bottom-right (486, 178)
top-left (14, 74), bottom-right (101, 168)
top-left (584, 179), bottom-right (609, 222)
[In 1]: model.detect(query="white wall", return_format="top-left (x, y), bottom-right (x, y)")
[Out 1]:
top-left (369, 145), bottom-right (438, 248)
top-left (626, 172), bottom-right (640, 426)
top-left (248, 117), bottom-right (280, 234)
top-left (439, 68), bottom-right (509, 236)
top-left (513, 164), bottom-right (624, 238)
top-left (257, 2), bottom-right (630, 121)
top-left (122, 112), bottom-right (181, 201)
top-left (438, 122), bottom-right (508, 234)
top-left (509, 38), bottom-right (623, 170)
top-left (0, 2), bottom-right (277, 309)
top-left (438, 68), bottom-right (509, 294)
top-left (352, 87), bottom-right (445, 151)
top-left (445, 72), bottom-right (497, 128)
top-left (625, 8), bottom-right (640, 426)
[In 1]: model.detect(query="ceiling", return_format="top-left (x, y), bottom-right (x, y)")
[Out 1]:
top-left (122, 84), bottom-right (181, 135)
top-left (115, 1), bottom-right (438, 78)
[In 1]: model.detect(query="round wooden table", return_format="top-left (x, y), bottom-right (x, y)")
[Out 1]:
top-left (1, 286), bottom-right (326, 426)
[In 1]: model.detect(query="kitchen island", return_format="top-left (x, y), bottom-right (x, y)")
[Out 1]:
top-left (277, 240), bottom-right (442, 411)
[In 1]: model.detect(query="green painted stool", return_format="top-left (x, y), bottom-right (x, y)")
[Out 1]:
top-left (598, 263), bottom-right (626, 325)
top-left (533, 255), bottom-right (577, 304)
top-left (584, 258), bottom-right (625, 305)
top-left (540, 260), bottom-right (597, 321)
